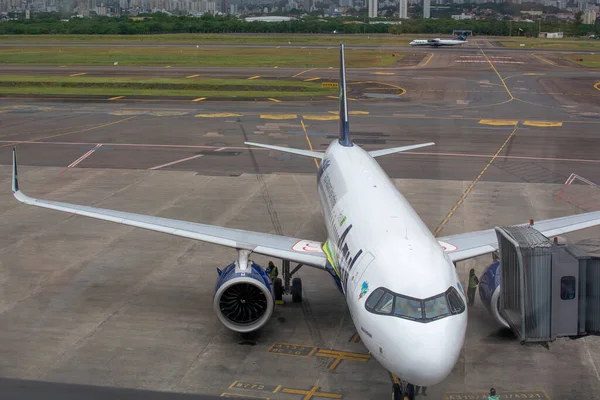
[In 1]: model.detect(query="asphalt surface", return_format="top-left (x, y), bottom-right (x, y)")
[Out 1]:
top-left (1, 47), bottom-right (600, 400)
top-left (1, 48), bottom-right (599, 184)
top-left (0, 39), bottom-right (598, 54)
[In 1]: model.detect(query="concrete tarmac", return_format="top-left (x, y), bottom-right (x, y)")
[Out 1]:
top-left (1, 47), bottom-right (600, 399)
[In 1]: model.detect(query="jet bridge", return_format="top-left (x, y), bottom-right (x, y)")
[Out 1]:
top-left (479, 224), bottom-right (600, 343)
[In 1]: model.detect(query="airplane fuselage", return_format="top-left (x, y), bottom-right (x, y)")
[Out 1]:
top-left (316, 140), bottom-right (468, 386)
top-left (409, 39), bottom-right (467, 47)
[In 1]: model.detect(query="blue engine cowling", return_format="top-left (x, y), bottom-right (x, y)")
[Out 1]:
top-left (478, 259), bottom-right (509, 328)
top-left (213, 261), bottom-right (274, 333)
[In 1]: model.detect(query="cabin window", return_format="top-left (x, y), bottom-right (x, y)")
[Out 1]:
top-left (423, 295), bottom-right (451, 319)
top-left (393, 297), bottom-right (422, 320)
top-left (375, 292), bottom-right (394, 314)
top-left (365, 286), bottom-right (465, 322)
top-left (447, 287), bottom-right (466, 314)
top-left (365, 288), bottom-right (385, 310)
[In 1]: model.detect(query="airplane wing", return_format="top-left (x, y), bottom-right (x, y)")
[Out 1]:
top-left (10, 148), bottom-right (327, 269)
top-left (439, 212), bottom-right (600, 263)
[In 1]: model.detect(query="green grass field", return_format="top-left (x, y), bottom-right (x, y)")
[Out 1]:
top-left (499, 38), bottom-right (600, 51)
top-left (568, 54), bottom-right (600, 68)
top-left (0, 45), bottom-right (402, 67)
top-left (0, 75), bottom-right (337, 97)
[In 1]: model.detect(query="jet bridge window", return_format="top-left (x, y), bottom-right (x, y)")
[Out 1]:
top-left (365, 286), bottom-right (466, 322)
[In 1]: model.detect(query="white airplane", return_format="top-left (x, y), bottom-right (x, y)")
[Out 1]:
top-left (410, 34), bottom-right (468, 47)
top-left (10, 43), bottom-right (600, 399)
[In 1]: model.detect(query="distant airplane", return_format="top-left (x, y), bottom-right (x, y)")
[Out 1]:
top-left (11, 43), bottom-right (600, 400)
top-left (410, 34), bottom-right (468, 47)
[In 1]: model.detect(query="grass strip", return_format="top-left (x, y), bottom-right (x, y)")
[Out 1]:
top-left (0, 75), bottom-right (337, 97)
top-left (0, 46), bottom-right (403, 67)
top-left (0, 86), bottom-right (331, 97)
top-left (499, 38), bottom-right (600, 51)
top-left (0, 75), bottom-right (336, 92)
top-left (566, 54), bottom-right (600, 68)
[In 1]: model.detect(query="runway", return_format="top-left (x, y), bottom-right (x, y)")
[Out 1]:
top-left (0, 39), bottom-right (597, 54)
top-left (1, 46), bottom-right (600, 399)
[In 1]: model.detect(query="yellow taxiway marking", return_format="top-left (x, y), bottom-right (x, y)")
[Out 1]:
top-left (273, 66), bottom-right (278, 68)
top-left (434, 123), bottom-right (519, 237)
top-left (315, 348), bottom-right (371, 370)
top-left (192, 97), bottom-right (206, 102)
top-left (373, 71), bottom-right (395, 75)
top-left (0, 116), bottom-right (136, 149)
top-left (479, 119), bottom-right (519, 126)
top-left (247, 75), bottom-right (260, 80)
top-left (281, 386), bottom-right (342, 399)
top-left (260, 114), bottom-right (297, 120)
top-left (303, 115), bottom-right (338, 121)
top-left (419, 52), bottom-right (434, 68)
top-left (304, 77), bottom-right (320, 81)
top-left (327, 96), bottom-right (338, 99)
top-left (69, 72), bottom-right (87, 77)
top-left (108, 96), bottom-right (125, 101)
top-left (532, 53), bottom-right (558, 67)
top-left (300, 119), bottom-right (320, 169)
top-left (196, 113), bottom-right (242, 118)
top-left (186, 74), bottom-right (200, 79)
top-left (523, 120), bottom-right (563, 127)
top-left (328, 110), bottom-right (369, 115)
top-left (165, 65), bottom-right (172, 68)
top-left (595, 82), bottom-right (600, 92)
top-left (268, 98), bottom-right (281, 103)
top-left (478, 44), bottom-right (513, 100)
top-left (292, 68), bottom-right (316, 78)
top-left (444, 390), bottom-right (551, 400)
top-left (59, 65), bottom-right (67, 67)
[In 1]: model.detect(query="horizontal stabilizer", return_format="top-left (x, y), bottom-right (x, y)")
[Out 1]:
top-left (369, 142), bottom-right (435, 158)
top-left (245, 142), bottom-right (324, 159)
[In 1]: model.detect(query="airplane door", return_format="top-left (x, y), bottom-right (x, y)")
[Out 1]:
top-left (348, 251), bottom-right (374, 294)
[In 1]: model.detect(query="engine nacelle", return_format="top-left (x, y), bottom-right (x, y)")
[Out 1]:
top-left (213, 261), bottom-right (274, 333)
top-left (478, 259), bottom-right (509, 328)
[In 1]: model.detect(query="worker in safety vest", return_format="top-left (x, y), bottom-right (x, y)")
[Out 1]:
top-left (266, 261), bottom-right (279, 281)
top-left (487, 388), bottom-right (499, 400)
top-left (467, 268), bottom-right (479, 306)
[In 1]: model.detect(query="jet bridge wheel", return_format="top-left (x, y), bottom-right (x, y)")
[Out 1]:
top-left (291, 278), bottom-right (302, 303)
top-left (392, 383), bottom-right (403, 400)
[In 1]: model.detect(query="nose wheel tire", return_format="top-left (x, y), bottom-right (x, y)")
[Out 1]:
top-left (405, 384), bottom-right (415, 400)
top-left (392, 383), bottom-right (402, 400)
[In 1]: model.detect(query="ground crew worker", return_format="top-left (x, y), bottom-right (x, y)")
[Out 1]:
top-left (468, 268), bottom-right (479, 306)
top-left (487, 388), bottom-right (499, 400)
top-left (266, 261), bottom-right (279, 281)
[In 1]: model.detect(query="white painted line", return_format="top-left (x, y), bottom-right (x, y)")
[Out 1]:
top-left (149, 154), bottom-right (204, 170)
top-left (214, 147), bottom-right (226, 152)
top-left (68, 144), bottom-right (102, 168)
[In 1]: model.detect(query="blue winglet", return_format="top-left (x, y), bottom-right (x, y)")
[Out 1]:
top-left (338, 43), bottom-right (352, 147)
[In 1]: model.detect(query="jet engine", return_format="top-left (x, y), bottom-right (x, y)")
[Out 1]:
top-left (213, 261), bottom-right (274, 333)
top-left (478, 259), bottom-right (509, 328)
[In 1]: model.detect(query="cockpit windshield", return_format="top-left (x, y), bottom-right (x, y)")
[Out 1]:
top-left (365, 286), bottom-right (465, 323)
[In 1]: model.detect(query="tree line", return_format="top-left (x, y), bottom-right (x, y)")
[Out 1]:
top-left (0, 13), bottom-right (597, 36)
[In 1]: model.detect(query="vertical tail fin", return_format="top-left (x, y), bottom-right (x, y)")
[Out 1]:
top-left (338, 43), bottom-right (352, 147)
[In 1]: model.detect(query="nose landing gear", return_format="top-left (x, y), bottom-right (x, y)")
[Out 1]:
top-left (391, 381), bottom-right (415, 400)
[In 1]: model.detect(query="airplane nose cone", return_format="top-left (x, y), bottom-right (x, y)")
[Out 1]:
top-left (390, 315), bottom-right (467, 386)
